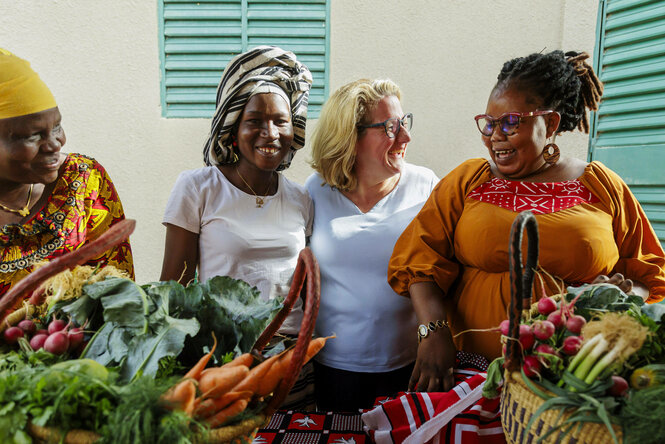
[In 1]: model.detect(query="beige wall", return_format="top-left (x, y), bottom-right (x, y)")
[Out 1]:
top-left (0, 0), bottom-right (599, 282)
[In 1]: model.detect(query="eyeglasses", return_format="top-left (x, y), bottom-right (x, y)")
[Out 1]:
top-left (474, 110), bottom-right (554, 136)
top-left (357, 113), bottom-right (413, 138)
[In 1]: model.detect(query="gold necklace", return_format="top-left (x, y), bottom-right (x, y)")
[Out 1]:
top-left (236, 167), bottom-right (274, 208)
top-left (0, 184), bottom-right (34, 217)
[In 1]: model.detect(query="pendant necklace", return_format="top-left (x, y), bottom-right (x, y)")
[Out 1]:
top-left (236, 167), bottom-right (274, 208)
top-left (0, 184), bottom-right (34, 217)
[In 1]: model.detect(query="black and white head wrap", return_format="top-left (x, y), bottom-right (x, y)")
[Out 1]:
top-left (202, 46), bottom-right (313, 170)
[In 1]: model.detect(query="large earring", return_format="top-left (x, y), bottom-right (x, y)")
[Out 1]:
top-left (542, 143), bottom-right (560, 165)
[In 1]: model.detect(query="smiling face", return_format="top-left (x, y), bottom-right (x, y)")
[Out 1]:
top-left (0, 107), bottom-right (66, 187)
top-left (354, 95), bottom-right (411, 184)
top-left (482, 86), bottom-right (558, 179)
top-left (235, 92), bottom-right (293, 173)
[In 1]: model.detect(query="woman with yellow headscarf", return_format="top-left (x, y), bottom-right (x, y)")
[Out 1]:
top-left (0, 48), bottom-right (134, 300)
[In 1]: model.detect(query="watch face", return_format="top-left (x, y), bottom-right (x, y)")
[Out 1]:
top-left (418, 324), bottom-right (428, 337)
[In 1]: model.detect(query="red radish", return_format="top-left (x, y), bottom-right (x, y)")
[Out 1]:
top-left (17, 319), bottom-right (36, 334)
top-left (35, 329), bottom-right (48, 336)
top-left (537, 297), bottom-right (557, 316)
top-left (519, 324), bottom-right (535, 350)
top-left (68, 327), bottom-right (84, 350)
top-left (547, 310), bottom-right (565, 330)
top-left (535, 343), bottom-right (558, 356)
top-left (48, 319), bottom-right (67, 334)
top-left (523, 355), bottom-right (542, 378)
top-left (30, 333), bottom-right (48, 350)
top-left (562, 335), bottom-right (583, 355)
top-left (532, 320), bottom-right (556, 341)
top-left (608, 375), bottom-right (629, 397)
top-left (44, 331), bottom-right (69, 355)
top-left (566, 315), bottom-right (586, 335)
top-left (3, 326), bottom-right (24, 344)
top-left (499, 320), bottom-right (510, 336)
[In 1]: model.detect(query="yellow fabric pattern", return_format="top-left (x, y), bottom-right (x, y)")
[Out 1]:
top-left (0, 48), bottom-right (57, 119)
top-left (388, 158), bottom-right (665, 360)
top-left (0, 153), bottom-right (134, 302)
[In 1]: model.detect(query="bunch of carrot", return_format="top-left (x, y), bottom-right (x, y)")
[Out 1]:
top-left (161, 334), bottom-right (332, 428)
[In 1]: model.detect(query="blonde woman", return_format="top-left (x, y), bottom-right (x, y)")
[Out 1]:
top-left (305, 79), bottom-right (438, 411)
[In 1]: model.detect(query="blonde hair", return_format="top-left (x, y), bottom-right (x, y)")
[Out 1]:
top-left (309, 78), bottom-right (401, 191)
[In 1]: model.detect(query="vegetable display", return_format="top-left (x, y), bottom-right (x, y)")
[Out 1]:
top-left (485, 282), bottom-right (665, 444)
top-left (0, 220), bottom-right (325, 443)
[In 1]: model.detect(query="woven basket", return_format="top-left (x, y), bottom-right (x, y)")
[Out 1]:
top-left (500, 211), bottom-right (622, 444)
top-left (25, 247), bottom-right (320, 444)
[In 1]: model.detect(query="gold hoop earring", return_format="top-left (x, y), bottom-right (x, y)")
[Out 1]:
top-left (542, 143), bottom-right (560, 165)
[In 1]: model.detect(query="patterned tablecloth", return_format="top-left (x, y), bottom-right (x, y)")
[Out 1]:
top-left (253, 410), bottom-right (367, 444)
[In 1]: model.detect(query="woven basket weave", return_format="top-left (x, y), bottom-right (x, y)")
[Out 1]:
top-left (25, 247), bottom-right (320, 444)
top-left (501, 211), bottom-right (622, 444)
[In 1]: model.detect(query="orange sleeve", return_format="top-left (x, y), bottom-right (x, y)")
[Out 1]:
top-left (583, 162), bottom-right (665, 302)
top-left (388, 159), bottom-right (491, 297)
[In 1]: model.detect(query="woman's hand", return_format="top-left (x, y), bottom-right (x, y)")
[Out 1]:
top-left (407, 281), bottom-right (457, 392)
top-left (409, 328), bottom-right (456, 392)
top-left (592, 273), bottom-right (649, 301)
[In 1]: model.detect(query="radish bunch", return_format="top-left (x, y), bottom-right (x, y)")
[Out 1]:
top-left (2, 318), bottom-right (86, 356)
top-left (499, 294), bottom-right (588, 380)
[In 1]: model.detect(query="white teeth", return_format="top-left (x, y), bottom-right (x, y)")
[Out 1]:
top-left (495, 149), bottom-right (513, 155)
top-left (257, 147), bottom-right (279, 154)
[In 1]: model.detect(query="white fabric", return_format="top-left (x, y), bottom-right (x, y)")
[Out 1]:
top-left (163, 166), bottom-right (313, 334)
top-left (305, 163), bottom-right (438, 371)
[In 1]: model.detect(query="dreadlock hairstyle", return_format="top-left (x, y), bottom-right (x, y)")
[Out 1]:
top-left (495, 50), bottom-right (603, 133)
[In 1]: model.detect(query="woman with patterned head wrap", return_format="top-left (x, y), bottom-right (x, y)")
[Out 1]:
top-left (0, 48), bottom-right (134, 300)
top-left (161, 46), bottom-right (314, 409)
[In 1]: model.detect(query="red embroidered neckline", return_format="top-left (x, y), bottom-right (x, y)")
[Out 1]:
top-left (467, 178), bottom-right (599, 214)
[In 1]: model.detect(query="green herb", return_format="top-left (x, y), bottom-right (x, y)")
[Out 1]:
top-left (621, 385), bottom-right (665, 444)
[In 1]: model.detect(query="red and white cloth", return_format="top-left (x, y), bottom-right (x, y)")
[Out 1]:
top-left (467, 178), bottom-right (599, 214)
top-left (361, 352), bottom-right (505, 444)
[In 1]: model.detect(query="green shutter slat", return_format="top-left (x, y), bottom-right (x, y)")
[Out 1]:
top-left (160, 0), bottom-right (328, 118)
top-left (595, 130), bottom-right (665, 146)
top-left (602, 36), bottom-right (665, 65)
top-left (597, 110), bottom-right (665, 132)
top-left (604, 21), bottom-right (665, 47)
top-left (598, 91), bottom-right (665, 114)
top-left (601, 74), bottom-right (665, 99)
top-left (606, 0), bottom-right (661, 14)
top-left (602, 55), bottom-right (665, 81)
top-left (606, 2), bottom-right (665, 31)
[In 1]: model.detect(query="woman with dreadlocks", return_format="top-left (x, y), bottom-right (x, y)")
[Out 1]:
top-left (387, 50), bottom-right (665, 392)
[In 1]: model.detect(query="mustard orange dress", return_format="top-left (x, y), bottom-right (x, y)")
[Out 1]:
top-left (0, 153), bottom-right (134, 300)
top-left (388, 158), bottom-right (665, 360)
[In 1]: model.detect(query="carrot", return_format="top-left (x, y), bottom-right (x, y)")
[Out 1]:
top-left (184, 332), bottom-right (218, 380)
top-left (256, 335), bottom-right (333, 397)
top-left (194, 390), bottom-right (252, 419)
top-left (232, 353), bottom-right (281, 394)
top-left (225, 352), bottom-right (254, 368)
top-left (199, 365), bottom-right (250, 399)
top-left (205, 398), bottom-right (249, 428)
top-left (162, 379), bottom-right (197, 416)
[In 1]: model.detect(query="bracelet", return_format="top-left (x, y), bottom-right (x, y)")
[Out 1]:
top-left (417, 319), bottom-right (450, 343)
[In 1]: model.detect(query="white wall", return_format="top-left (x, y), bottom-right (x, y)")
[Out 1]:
top-left (0, 0), bottom-right (599, 282)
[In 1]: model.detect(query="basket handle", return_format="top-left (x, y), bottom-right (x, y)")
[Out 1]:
top-left (253, 247), bottom-right (321, 416)
top-left (504, 211), bottom-right (539, 372)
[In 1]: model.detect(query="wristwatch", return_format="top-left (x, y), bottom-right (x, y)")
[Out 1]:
top-left (417, 320), bottom-right (449, 343)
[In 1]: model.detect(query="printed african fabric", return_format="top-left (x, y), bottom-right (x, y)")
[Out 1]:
top-left (254, 410), bottom-right (367, 444)
top-left (362, 351), bottom-right (505, 444)
top-left (0, 153), bottom-right (134, 301)
top-left (467, 178), bottom-right (599, 214)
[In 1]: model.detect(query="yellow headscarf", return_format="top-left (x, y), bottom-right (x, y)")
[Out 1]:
top-left (0, 48), bottom-right (57, 119)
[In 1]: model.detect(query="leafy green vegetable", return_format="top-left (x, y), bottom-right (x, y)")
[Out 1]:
top-left (621, 385), bottom-right (665, 444)
top-left (59, 275), bottom-right (282, 380)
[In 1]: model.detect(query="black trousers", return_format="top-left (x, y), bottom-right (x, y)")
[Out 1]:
top-left (313, 360), bottom-right (415, 412)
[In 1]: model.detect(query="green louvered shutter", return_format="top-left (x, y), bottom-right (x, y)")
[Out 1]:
top-left (590, 0), bottom-right (665, 246)
top-left (159, 0), bottom-right (329, 118)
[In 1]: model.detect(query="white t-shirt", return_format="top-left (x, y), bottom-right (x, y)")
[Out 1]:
top-left (163, 166), bottom-right (313, 334)
top-left (305, 163), bottom-right (439, 372)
